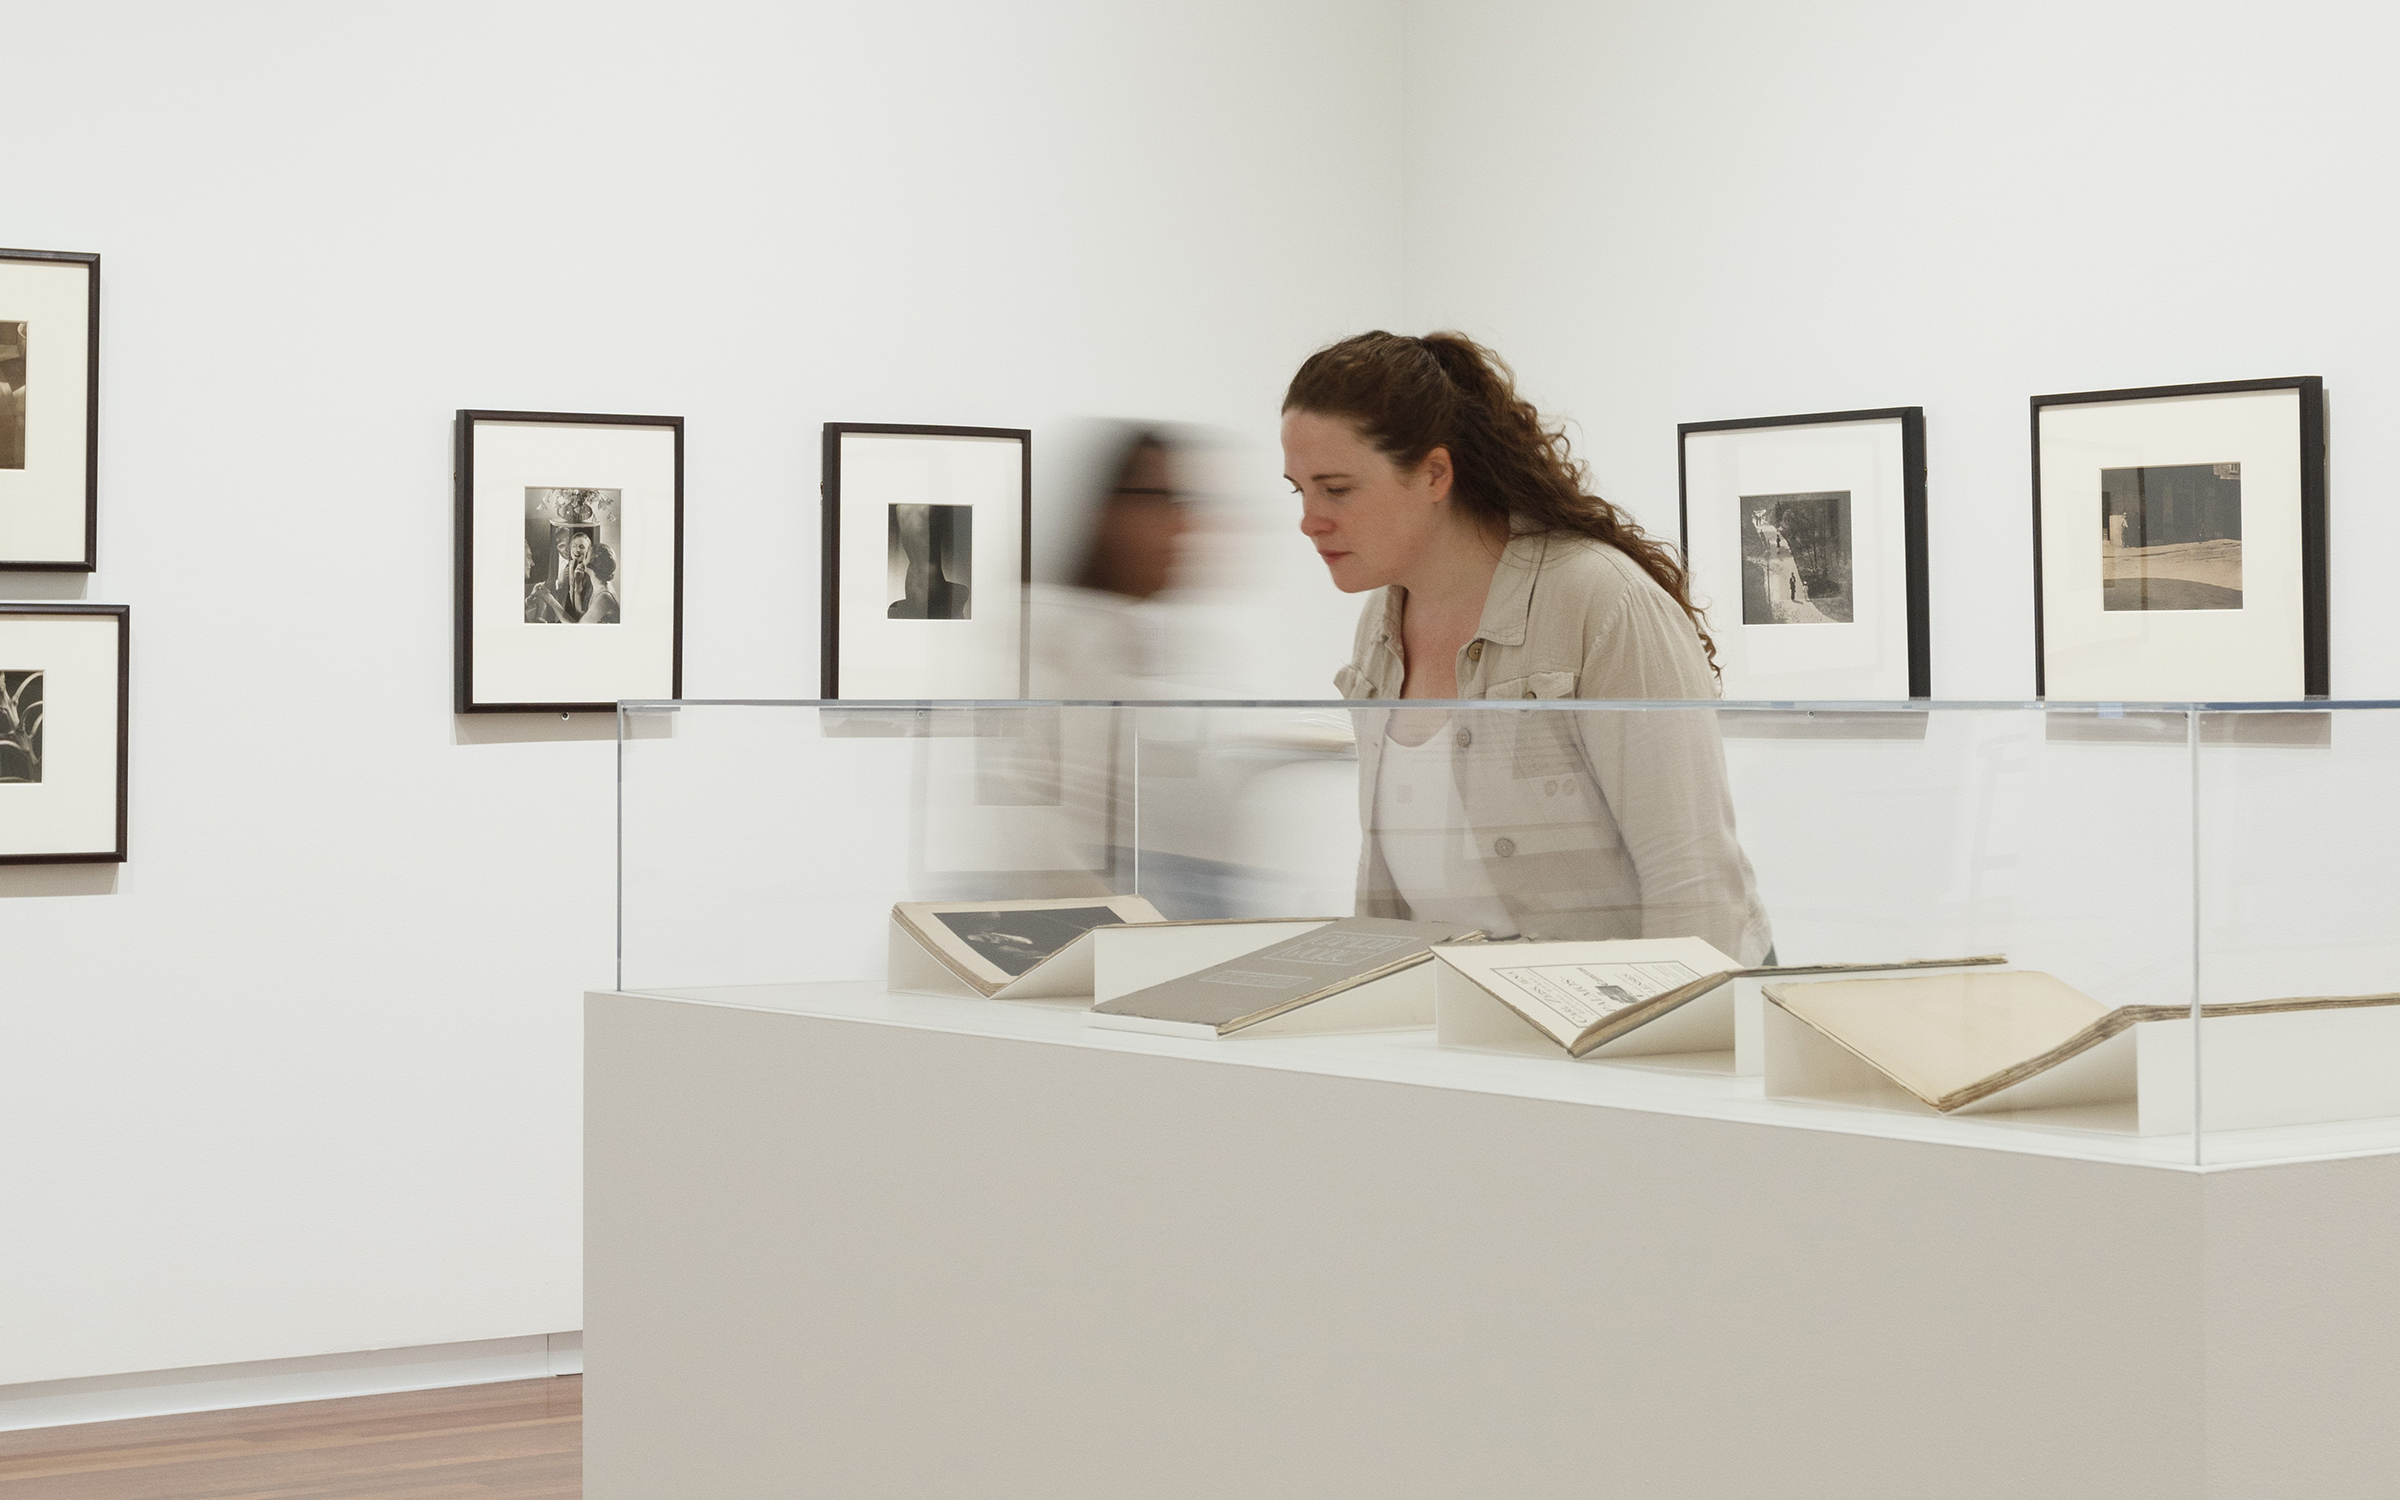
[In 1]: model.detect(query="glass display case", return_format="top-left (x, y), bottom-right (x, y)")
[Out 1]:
top-left (615, 697), bottom-right (2400, 1170)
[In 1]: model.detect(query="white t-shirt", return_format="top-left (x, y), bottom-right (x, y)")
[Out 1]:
top-left (1370, 715), bottom-right (1518, 938)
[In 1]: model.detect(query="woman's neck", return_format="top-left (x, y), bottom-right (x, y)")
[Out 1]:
top-left (1395, 512), bottom-right (1508, 622)
top-left (1394, 511), bottom-right (1509, 699)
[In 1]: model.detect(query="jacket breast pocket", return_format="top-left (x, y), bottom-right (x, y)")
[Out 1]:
top-left (1485, 670), bottom-right (1577, 701)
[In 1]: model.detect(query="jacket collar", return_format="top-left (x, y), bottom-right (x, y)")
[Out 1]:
top-left (1362, 532), bottom-right (1551, 702)
top-left (1475, 531), bottom-right (1549, 648)
top-left (1369, 531), bottom-right (1550, 649)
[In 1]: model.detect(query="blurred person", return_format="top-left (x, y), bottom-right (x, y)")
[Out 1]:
top-left (1283, 330), bottom-right (1771, 961)
top-left (1017, 423), bottom-right (1284, 915)
top-left (1027, 426), bottom-right (1193, 699)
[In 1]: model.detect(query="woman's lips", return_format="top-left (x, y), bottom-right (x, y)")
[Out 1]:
top-left (1317, 550), bottom-right (1349, 564)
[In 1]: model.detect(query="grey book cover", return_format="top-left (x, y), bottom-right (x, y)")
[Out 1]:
top-left (1092, 916), bottom-right (1483, 1035)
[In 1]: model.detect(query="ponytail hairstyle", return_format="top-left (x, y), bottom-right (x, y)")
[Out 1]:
top-left (1282, 330), bottom-right (1716, 673)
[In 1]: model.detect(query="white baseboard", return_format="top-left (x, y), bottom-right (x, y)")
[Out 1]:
top-left (0, 1330), bottom-right (583, 1433)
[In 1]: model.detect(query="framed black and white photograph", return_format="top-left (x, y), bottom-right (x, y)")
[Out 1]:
top-left (1679, 408), bottom-right (1927, 698)
top-left (454, 410), bottom-right (682, 713)
top-left (0, 249), bottom-right (100, 571)
top-left (0, 603), bottom-right (127, 864)
top-left (2032, 378), bottom-right (2325, 700)
top-left (822, 423), bottom-right (1029, 698)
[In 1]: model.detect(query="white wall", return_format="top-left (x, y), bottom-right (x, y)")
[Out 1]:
top-left (1403, 0), bottom-right (2400, 698)
top-left (0, 1), bottom-right (1402, 1387)
top-left (29, 0), bottom-right (2395, 1396)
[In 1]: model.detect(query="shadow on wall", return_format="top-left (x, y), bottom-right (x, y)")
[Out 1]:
top-left (0, 574), bottom-right (89, 601)
top-left (0, 864), bottom-right (116, 898)
top-left (452, 713), bottom-right (621, 746)
top-left (451, 712), bottom-right (677, 746)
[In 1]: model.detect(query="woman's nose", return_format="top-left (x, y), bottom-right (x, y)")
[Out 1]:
top-left (1298, 509), bottom-right (1334, 538)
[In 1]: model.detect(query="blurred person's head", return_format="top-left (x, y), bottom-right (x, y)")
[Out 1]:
top-left (1073, 430), bottom-right (1190, 600)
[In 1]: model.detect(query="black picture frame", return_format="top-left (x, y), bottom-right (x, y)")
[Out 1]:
top-left (820, 422), bottom-right (1032, 699)
top-left (0, 248), bottom-right (101, 572)
top-left (2030, 377), bottom-right (2326, 700)
top-left (1677, 406), bottom-right (1930, 698)
top-left (0, 601), bottom-right (129, 865)
top-left (453, 409), bottom-right (685, 714)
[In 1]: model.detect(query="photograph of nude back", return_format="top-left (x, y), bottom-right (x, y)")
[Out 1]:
top-left (888, 503), bottom-right (973, 620)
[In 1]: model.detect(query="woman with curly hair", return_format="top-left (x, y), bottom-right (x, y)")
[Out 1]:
top-left (1283, 330), bottom-right (1770, 960)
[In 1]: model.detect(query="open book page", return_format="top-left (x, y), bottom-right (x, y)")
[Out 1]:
top-left (1436, 936), bottom-right (1743, 1052)
top-left (894, 894), bottom-right (1165, 995)
top-left (1093, 916), bottom-right (1480, 1033)
top-left (1764, 970), bottom-right (2111, 1110)
top-left (1484, 960), bottom-right (1706, 1049)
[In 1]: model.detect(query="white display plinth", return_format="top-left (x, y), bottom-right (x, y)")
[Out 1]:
top-left (587, 984), bottom-right (2400, 1500)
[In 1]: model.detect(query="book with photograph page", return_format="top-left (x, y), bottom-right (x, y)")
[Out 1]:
top-left (1091, 917), bottom-right (1483, 1036)
top-left (1766, 970), bottom-right (2400, 1112)
top-left (891, 895), bottom-right (1164, 999)
top-left (1436, 937), bottom-right (1743, 1057)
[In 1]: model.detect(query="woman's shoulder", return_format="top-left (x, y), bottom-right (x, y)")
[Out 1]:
top-left (1520, 531), bottom-right (1717, 696)
top-left (1524, 531), bottom-right (1676, 616)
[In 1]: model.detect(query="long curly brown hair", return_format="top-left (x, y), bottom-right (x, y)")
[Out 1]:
top-left (1282, 330), bottom-right (1716, 672)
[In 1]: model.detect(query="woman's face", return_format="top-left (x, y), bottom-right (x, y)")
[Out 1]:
top-left (1093, 443), bottom-right (1189, 600)
top-left (1283, 409), bottom-right (1452, 594)
top-left (568, 534), bottom-right (593, 569)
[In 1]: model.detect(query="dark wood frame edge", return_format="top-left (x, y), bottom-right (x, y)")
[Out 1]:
top-left (819, 422), bottom-right (1034, 702)
top-left (0, 248), bottom-right (101, 573)
top-left (453, 409), bottom-right (687, 715)
top-left (0, 601), bottom-right (128, 864)
top-left (1674, 406), bottom-right (1929, 696)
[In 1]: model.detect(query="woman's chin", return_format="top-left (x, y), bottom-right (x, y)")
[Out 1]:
top-left (1324, 558), bottom-right (1383, 594)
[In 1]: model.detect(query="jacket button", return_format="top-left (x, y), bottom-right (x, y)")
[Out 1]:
top-left (1455, 728), bottom-right (1472, 749)
top-left (1466, 640), bottom-right (1484, 661)
top-left (1544, 779), bottom-right (1558, 795)
top-left (1494, 837), bottom-right (1516, 857)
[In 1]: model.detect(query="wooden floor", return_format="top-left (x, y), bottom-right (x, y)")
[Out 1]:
top-left (0, 1376), bottom-right (580, 1499)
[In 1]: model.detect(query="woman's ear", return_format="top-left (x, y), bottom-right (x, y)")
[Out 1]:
top-left (1419, 445), bottom-right (1454, 503)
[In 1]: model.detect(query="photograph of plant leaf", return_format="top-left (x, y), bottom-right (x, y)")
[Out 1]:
top-left (0, 669), bottom-right (42, 784)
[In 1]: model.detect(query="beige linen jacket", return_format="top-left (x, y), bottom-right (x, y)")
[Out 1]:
top-left (1335, 531), bottom-right (1773, 963)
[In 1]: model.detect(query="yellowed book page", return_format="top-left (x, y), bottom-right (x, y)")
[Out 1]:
top-left (1768, 970), bottom-right (2110, 1107)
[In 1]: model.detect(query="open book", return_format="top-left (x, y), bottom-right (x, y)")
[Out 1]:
top-left (1434, 937), bottom-right (1742, 1056)
top-left (1765, 969), bottom-right (2400, 1112)
top-left (890, 895), bottom-right (1164, 999)
top-left (1091, 916), bottom-right (1483, 1037)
